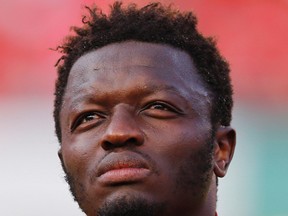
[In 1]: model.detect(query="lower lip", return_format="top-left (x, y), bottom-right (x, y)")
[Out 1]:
top-left (98, 168), bottom-right (150, 185)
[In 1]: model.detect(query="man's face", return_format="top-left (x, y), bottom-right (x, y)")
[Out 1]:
top-left (59, 41), bottom-right (216, 216)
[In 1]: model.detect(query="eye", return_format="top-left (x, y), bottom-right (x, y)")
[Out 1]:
top-left (141, 101), bottom-right (183, 119)
top-left (149, 103), bottom-right (172, 111)
top-left (71, 111), bottom-right (105, 132)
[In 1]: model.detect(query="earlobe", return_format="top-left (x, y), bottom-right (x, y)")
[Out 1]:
top-left (213, 126), bottom-right (236, 178)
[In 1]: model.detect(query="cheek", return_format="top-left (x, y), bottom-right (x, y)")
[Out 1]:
top-left (147, 120), bottom-right (210, 156)
top-left (61, 133), bottom-right (101, 178)
top-left (143, 118), bottom-right (213, 176)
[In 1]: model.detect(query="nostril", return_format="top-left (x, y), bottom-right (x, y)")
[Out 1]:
top-left (100, 134), bottom-right (144, 150)
top-left (126, 137), bottom-right (140, 146)
top-left (101, 140), bottom-right (114, 151)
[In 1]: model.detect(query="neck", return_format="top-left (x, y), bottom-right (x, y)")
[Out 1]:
top-left (192, 175), bottom-right (217, 216)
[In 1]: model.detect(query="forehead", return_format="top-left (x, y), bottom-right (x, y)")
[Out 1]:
top-left (63, 41), bottom-right (211, 109)
top-left (71, 41), bottom-right (195, 73)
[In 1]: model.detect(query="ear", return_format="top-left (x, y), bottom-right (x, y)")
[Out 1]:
top-left (58, 147), bottom-right (69, 173)
top-left (58, 148), bottom-right (63, 162)
top-left (213, 126), bottom-right (236, 178)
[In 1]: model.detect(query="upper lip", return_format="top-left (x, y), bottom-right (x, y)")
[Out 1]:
top-left (96, 152), bottom-right (150, 177)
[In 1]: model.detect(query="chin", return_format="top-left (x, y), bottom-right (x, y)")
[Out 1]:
top-left (95, 193), bottom-right (164, 216)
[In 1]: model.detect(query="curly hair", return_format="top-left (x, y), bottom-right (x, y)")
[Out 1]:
top-left (53, 1), bottom-right (233, 143)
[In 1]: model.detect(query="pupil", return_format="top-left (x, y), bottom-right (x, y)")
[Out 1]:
top-left (85, 114), bottom-right (95, 122)
top-left (153, 104), bottom-right (164, 109)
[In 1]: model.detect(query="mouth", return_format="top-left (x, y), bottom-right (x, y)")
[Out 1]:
top-left (96, 152), bottom-right (151, 185)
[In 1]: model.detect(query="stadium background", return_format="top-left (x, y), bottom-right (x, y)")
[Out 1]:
top-left (1, 0), bottom-right (287, 215)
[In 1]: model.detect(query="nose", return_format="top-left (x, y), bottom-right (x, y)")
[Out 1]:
top-left (100, 105), bottom-right (144, 150)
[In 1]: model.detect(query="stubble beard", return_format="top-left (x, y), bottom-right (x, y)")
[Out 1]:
top-left (61, 134), bottom-right (215, 216)
top-left (96, 195), bottom-right (164, 216)
top-left (174, 136), bottom-right (215, 209)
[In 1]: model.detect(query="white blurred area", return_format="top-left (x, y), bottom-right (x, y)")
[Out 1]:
top-left (0, 97), bottom-right (265, 216)
top-left (0, 97), bottom-right (84, 216)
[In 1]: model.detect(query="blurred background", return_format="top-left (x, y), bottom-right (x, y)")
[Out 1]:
top-left (0, 0), bottom-right (287, 215)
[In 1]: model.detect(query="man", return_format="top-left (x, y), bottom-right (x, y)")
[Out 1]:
top-left (54, 2), bottom-right (236, 216)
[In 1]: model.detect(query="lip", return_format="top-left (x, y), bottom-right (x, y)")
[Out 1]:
top-left (96, 152), bottom-right (151, 185)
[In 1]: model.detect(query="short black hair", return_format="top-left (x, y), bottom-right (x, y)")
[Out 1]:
top-left (53, 1), bottom-right (233, 143)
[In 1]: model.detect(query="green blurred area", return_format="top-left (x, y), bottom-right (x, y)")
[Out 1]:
top-left (257, 113), bottom-right (288, 216)
top-left (219, 103), bottom-right (288, 216)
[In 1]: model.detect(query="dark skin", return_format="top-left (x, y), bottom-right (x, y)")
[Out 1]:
top-left (59, 41), bottom-right (236, 216)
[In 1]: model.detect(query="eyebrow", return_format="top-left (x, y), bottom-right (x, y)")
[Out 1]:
top-left (142, 84), bottom-right (189, 100)
top-left (65, 83), bottom-right (207, 112)
top-left (133, 83), bottom-right (209, 102)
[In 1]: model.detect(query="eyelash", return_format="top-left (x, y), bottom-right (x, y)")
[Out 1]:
top-left (142, 101), bottom-right (176, 111)
top-left (70, 102), bottom-right (183, 132)
top-left (70, 111), bottom-right (105, 132)
top-left (141, 101), bottom-right (184, 115)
